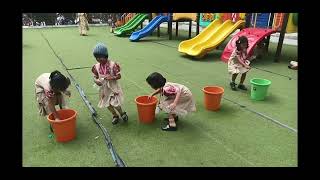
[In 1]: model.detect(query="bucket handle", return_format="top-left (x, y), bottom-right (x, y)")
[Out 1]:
top-left (253, 87), bottom-right (257, 91)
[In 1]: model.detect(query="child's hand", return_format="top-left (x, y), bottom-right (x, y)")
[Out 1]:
top-left (147, 95), bottom-right (153, 100)
top-left (168, 103), bottom-right (177, 111)
top-left (64, 90), bottom-right (71, 97)
top-left (94, 79), bottom-right (102, 86)
top-left (242, 63), bottom-right (251, 69)
top-left (250, 55), bottom-right (257, 61)
top-left (105, 74), bottom-right (114, 80)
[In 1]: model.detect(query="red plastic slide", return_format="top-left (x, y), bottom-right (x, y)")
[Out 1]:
top-left (221, 28), bottom-right (276, 62)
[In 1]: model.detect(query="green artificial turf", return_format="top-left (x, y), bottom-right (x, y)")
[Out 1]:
top-left (23, 26), bottom-right (297, 167)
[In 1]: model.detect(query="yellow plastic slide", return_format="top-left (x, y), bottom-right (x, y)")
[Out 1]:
top-left (178, 19), bottom-right (245, 58)
top-left (286, 13), bottom-right (297, 33)
top-left (178, 19), bottom-right (222, 55)
top-left (172, 13), bottom-right (197, 21)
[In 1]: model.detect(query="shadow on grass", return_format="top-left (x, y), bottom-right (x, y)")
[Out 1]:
top-left (23, 44), bottom-right (31, 48)
top-left (179, 50), bottom-right (224, 63)
top-left (86, 33), bottom-right (99, 37)
top-left (113, 34), bottom-right (131, 38)
top-left (137, 38), bottom-right (174, 43)
top-left (261, 93), bottom-right (281, 104)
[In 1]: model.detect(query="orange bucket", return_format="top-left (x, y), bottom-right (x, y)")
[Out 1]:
top-left (135, 96), bottom-right (158, 123)
top-left (47, 109), bottom-right (77, 142)
top-left (202, 86), bottom-right (224, 111)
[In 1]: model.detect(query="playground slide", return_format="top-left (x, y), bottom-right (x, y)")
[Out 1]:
top-left (220, 28), bottom-right (276, 62)
top-left (129, 15), bottom-right (169, 41)
top-left (286, 13), bottom-right (298, 33)
top-left (178, 19), bottom-right (245, 58)
top-left (172, 13), bottom-right (197, 21)
top-left (178, 19), bottom-right (222, 55)
top-left (114, 14), bottom-right (149, 36)
top-left (114, 14), bottom-right (141, 32)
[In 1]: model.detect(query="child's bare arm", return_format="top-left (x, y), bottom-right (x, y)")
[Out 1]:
top-left (105, 73), bottom-right (121, 80)
top-left (63, 90), bottom-right (71, 97)
top-left (236, 55), bottom-right (247, 66)
top-left (94, 78), bottom-right (102, 86)
top-left (113, 74), bottom-right (121, 80)
top-left (48, 97), bottom-right (60, 120)
top-left (236, 55), bottom-right (250, 68)
top-left (173, 89), bottom-right (181, 105)
top-left (169, 88), bottom-right (181, 110)
top-left (149, 88), bottom-right (161, 98)
top-left (92, 66), bottom-right (102, 85)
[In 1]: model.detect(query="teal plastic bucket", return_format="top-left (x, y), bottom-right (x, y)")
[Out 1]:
top-left (250, 78), bottom-right (271, 100)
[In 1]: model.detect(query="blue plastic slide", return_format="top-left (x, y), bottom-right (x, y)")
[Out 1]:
top-left (129, 15), bottom-right (169, 41)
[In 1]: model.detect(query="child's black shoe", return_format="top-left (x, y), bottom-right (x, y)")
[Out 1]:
top-left (161, 124), bottom-right (177, 131)
top-left (121, 112), bottom-right (128, 122)
top-left (230, 82), bottom-right (237, 91)
top-left (112, 116), bottom-right (120, 125)
top-left (238, 84), bottom-right (248, 91)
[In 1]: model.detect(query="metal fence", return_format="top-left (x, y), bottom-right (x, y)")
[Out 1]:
top-left (22, 13), bottom-right (124, 26)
